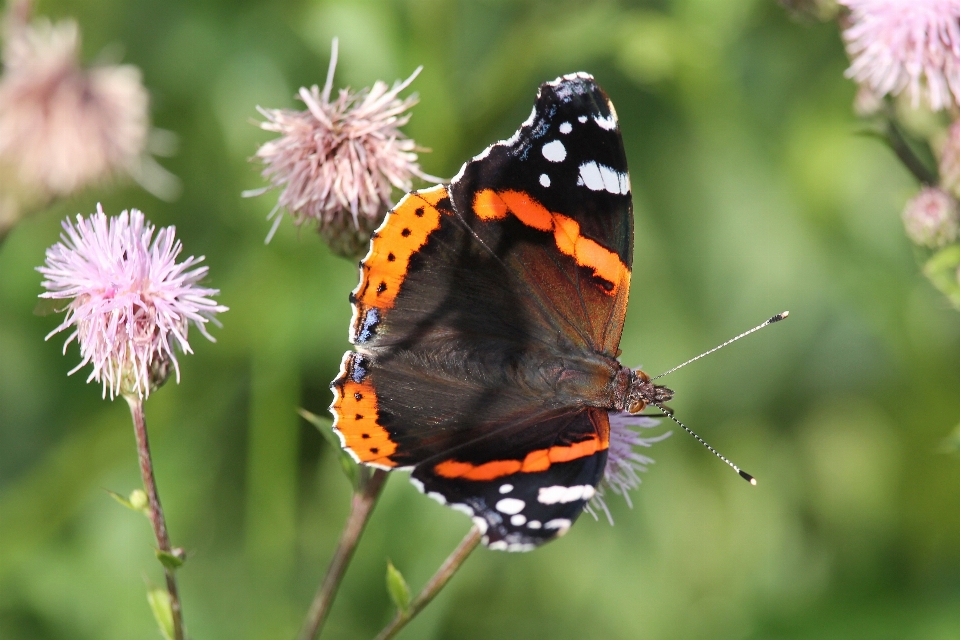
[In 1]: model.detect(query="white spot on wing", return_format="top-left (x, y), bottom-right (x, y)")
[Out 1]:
top-left (541, 140), bottom-right (566, 163)
top-left (594, 114), bottom-right (617, 130)
top-left (510, 514), bottom-right (527, 526)
top-left (488, 540), bottom-right (508, 551)
top-left (538, 485), bottom-right (595, 504)
top-left (599, 164), bottom-right (623, 194)
top-left (578, 161), bottom-right (604, 191)
top-left (472, 517), bottom-right (489, 534)
top-left (578, 161), bottom-right (629, 195)
top-left (499, 484), bottom-right (514, 494)
top-left (506, 542), bottom-right (536, 552)
top-left (527, 520), bottom-right (542, 529)
top-left (427, 491), bottom-right (446, 505)
top-left (578, 115), bottom-right (588, 123)
top-left (544, 518), bottom-right (572, 534)
top-left (559, 122), bottom-right (572, 134)
top-left (451, 503), bottom-right (474, 516)
top-left (409, 478), bottom-right (425, 493)
top-left (539, 173), bottom-right (551, 188)
top-left (495, 498), bottom-right (526, 515)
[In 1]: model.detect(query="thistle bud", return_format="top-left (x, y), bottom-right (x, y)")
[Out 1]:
top-left (901, 187), bottom-right (960, 248)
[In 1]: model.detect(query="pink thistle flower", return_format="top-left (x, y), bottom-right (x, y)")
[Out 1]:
top-left (840, 0), bottom-right (960, 111)
top-left (38, 205), bottom-right (228, 400)
top-left (247, 38), bottom-right (440, 254)
top-left (586, 412), bottom-right (672, 525)
top-left (901, 185), bottom-right (960, 247)
top-left (0, 17), bottom-right (175, 202)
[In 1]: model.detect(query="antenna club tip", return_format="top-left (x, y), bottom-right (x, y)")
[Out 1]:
top-left (738, 470), bottom-right (757, 485)
top-left (770, 311), bottom-right (789, 323)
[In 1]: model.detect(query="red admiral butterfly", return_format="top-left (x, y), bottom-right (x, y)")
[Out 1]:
top-left (331, 72), bottom-right (677, 551)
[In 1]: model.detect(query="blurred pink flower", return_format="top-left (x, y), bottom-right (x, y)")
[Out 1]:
top-left (248, 38), bottom-right (440, 252)
top-left (38, 205), bottom-right (228, 400)
top-left (0, 18), bottom-right (175, 200)
top-left (901, 186), bottom-right (960, 247)
top-left (841, 0), bottom-right (960, 110)
top-left (586, 412), bottom-right (671, 524)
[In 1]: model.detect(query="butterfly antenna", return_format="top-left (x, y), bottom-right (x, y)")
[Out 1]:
top-left (651, 402), bottom-right (757, 485)
top-left (651, 311), bottom-right (789, 382)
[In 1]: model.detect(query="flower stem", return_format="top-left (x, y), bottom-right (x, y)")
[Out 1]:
top-left (374, 525), bottom-right (482, 640)
top-left (297, 467), bottom-right (389, 640)
top-left (124, 396), bottom-right (184, 640)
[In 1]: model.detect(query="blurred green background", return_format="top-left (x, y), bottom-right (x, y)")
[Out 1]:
top-left (3, 0), bottom-right (960, 638)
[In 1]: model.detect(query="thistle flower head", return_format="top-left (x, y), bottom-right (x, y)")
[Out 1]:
top-left (249, 38), bottom-right (440, 254)
top-left (901, 185), bottom-right (960, 247)
top-left (0, 18), bottom-right (150, 197)
top-left (840, 0), bottom-right (960, 111)
top-left (586, 412), bottom-right (672, 525)
top-left (38, 205), bottom-right (228, 400)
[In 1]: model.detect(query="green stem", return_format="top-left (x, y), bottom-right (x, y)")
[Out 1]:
top-left (297, 467), bottom-right (389, 640)
top-left (374, 526), bottom-right (482, 640)
top-left (125, 396), bottom-right (185, 640)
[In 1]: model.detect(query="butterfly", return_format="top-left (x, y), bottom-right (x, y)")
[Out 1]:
top-left (330, 72), bottom-right (674, 551)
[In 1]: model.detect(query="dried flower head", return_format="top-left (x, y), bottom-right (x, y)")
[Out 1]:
top-left (38, 205), bottom-right (228, 400)
top-left (840, 0), bottom-right (960, 111)
top-left (248, 38), bottom-right (440, 253)
top-left (0, 18), bottom-right (151, 197)
top-left (586, 412), bottom-right (671, 524)
top-left (940, 120), bottom-right (960, 197)
top-left (901, 186), bottom-right (960, 247)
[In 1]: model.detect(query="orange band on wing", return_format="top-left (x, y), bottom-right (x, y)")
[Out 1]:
top-left (471, 189), bottom-right (628, 295)
top-left (473, 189), bottom-right (508, 220)
top-left (433, 433), bottom-right (608, 481)
top-left (355, 186), bottom-right (447, 310)
top-left (497, 190), bottom-right (553, 231)
top-left (331, 352), bottom-right (397, 467)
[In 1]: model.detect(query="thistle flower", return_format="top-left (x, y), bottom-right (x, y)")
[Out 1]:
top-left (901, 186), bottom-right (960, 247)
top-left (38, 205), bottom-right (228, 400)
top-left (0, 18), bottom-right (154, 198)
top-left (248, 38), bottom-right (440, 254)
top-left (840, 0), bottom-right (960, 111)
top-left (586, 412), bottom-right (672, 524)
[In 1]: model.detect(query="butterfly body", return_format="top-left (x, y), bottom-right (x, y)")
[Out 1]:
top-left (331, 72), bottom-right (671, 551)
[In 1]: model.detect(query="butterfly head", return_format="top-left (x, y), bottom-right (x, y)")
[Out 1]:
top-left (620, 368), bottom-right (674, 414)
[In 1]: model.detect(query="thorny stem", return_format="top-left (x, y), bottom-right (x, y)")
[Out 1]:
top-left (124, 396), bottom-right (185, 640)
top-left (374, 525), bottom-right (482, 640)
top-left (297, 467), bottom-right (389, 640)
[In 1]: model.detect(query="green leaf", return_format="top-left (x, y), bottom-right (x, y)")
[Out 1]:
top-left (146, 587), bottom-right (175, 640)
top-left (299, 407), bottom-right (359, 488)
top-left (106, 489), bottom-right (135, 511)
top-left (107, 488), bottom-right (150, 515)
top-left (156, 548), bottom-right (186, 570)
top-left (923, 244), bottom-right (960, 310)
top-left (386, 560), bottom-right (411, 613)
